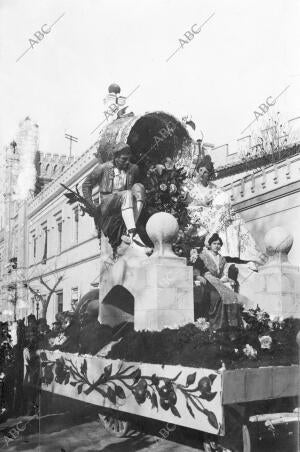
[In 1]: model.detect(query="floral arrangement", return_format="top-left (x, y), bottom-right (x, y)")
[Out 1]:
top-left (143, 162), bottom-right (189, 229)
top-left (108, 307), bottom-right (300, 370)
top-left (172, 225), bottom-right (205, 259)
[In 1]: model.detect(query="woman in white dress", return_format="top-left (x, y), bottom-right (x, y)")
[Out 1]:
top-left (185, 163), bottom-right (264, 266)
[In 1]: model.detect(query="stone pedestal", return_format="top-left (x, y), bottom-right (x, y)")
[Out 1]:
top-left (98, 234), bottom-right (147, 327)
top-left (98, 212), bottom-right (195, 330)
top-left (134, 212), bottom-right (194, 331)
top-left (254, 227), bottom-right (300, 319)
top-left (134, 256), bottom-right (194, 331)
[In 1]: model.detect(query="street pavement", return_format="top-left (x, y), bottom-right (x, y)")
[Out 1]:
top-left (0, 411), bottom-right (202, 452)
top-left (0, 409), bottom-right (298, 451)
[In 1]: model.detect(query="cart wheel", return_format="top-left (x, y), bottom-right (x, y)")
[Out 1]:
top-left (203, 423), bottom-right (251, 452)
top-left (98, 412), bottom-right (131, 438)
top-left (203, 436), bottom-right (233, 452)
top-left (241, 424), bottom-right (251, 452)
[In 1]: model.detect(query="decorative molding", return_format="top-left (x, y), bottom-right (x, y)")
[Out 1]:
top-left (240, 178), bottom-right (245, 197)
top-left (261, 168), bottom-right (266, 189)
top-left (232, 179), bottom-right (300, 213)
top-left (286, 159), bottom-right (291, 179)
top-left (273, 164), bottom-right (278, 185)
top-left (230, 183), bottom-right (234, 201)
top-left (221, 154), bottom-right (300, 203)
top-left (250, 174), bottom-right (255, 193)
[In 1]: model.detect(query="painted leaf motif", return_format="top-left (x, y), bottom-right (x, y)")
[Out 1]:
top-left (81, 359), bottom-right (87, 375)
top-left (170, 405), bottom-right (181, 418)
top-left (186, 372), bottom-right (196, 386)
top-left (171, 371), bottom-right (182, 382)
top-left (208, 374), bottom-right (217, 385)
top-left (69, 368), bottom-right (76, 378)
top-left (151, 373), bottom-right (159, 386)
top-left (207, 411), bottom-right (218, 430)
top-left (64, 374), bottom-right (70, 385)
top-left (186, 401), bottom-right (195, 418)
top-left (93, 387), bottom-right (107, 398)
top-left (77, 384), bottom-right (83, 394)
top-left (106, 387), bottom-right (116, 404)
top-left (200, 391), bottom-right (217, 402)
top-left (70, 381), bottom-right (77, 387)
top-left (130, 368), bottom-right (141, 383)
top-left (115, 385), bottom-right (126, 399)
top-left (151, 392), bottom-right (158, 409)
top-left (104, 364), bottom-right (112, 378)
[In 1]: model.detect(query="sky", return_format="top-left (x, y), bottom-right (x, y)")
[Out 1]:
top-left (0, 0), bottom-right (299, 159)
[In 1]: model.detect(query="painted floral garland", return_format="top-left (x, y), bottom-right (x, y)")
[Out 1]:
top-left (38, 351), bottom-right (219, 430)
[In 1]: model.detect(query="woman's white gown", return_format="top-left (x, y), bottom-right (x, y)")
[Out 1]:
top-left (186, 180), bottom-right (263, 262)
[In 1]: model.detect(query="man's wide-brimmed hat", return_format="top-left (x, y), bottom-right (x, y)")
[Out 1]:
top-left (112, 142), bottom-right (131, 155)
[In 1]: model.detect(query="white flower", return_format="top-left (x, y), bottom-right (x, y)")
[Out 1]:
top-left (218, 361), bottom-right (226, 372)
top-left (256, 311), bottom-right (267, 321)
top-left (269, 315), bottom-right (284, 328)
top-left (169, 183), bottom-right (177, 194)
top-left (243, 344), bottom-right (257, 359)
top-left (190, 248), bottom-right (198, 263)
top-left (159, 183), bottom-right (167, 191)
top-left (195, 317), bottom-right (210, 331)
top-left (259, 335), bottom-right (272, 349)
top-left (48, 338), bottom-right (55, 347)
top-left (269, 314), bottom-right (282, 322)
top-left (163, 324), bottom-right (179, 330)
top-left (50, 333), bottom-right (66, 347)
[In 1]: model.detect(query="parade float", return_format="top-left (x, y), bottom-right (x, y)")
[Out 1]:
top-left (25, 108), bottom-right (300, 452)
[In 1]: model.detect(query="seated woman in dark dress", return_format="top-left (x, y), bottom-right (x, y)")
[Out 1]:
top-left (193, 233), bottom-right (243, 330)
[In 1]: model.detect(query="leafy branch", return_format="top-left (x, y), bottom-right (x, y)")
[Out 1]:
top-left (60, 183), bottom-right (97, 218)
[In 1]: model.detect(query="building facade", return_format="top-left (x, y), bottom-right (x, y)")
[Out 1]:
top-left (0, 118), bottom-right (76, 322)
top-left (25, 141), bottom-right (100, 324)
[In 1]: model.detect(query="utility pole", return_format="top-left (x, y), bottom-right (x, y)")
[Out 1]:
top-left (64, 133), bottom-right (78, 157)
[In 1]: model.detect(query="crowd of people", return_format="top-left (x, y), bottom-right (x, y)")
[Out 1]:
top-left (0, 306), bottom-right (135, 423)
top-left (0, 316), bottom-right (52, 421)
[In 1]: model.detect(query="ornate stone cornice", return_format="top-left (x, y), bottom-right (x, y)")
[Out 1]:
top-left (221, 154), bottom-right (300, 206)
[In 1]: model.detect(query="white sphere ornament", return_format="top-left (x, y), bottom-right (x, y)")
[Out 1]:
top-left (146, 212), bottom-right (179, 258)
top-left (264, 227), bottom-right (293, 257)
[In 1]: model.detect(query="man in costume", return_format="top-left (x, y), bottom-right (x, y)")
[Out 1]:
top-left (82, 142), bottom-right (145, 250)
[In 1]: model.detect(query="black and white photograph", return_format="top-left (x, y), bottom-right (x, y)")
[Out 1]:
top-left (0, 1), bottom-right (299, 450)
